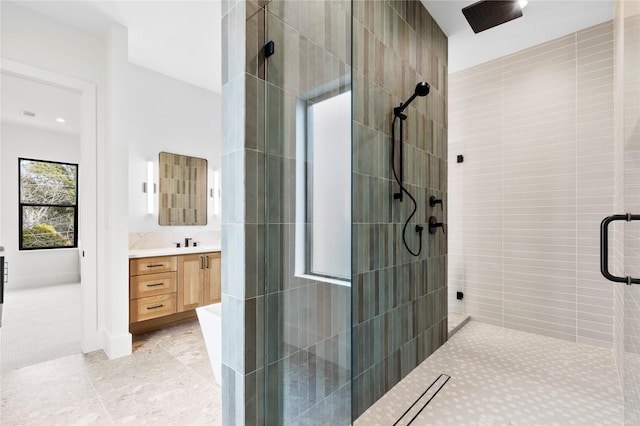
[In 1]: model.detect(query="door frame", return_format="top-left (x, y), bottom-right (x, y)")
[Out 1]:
top-left (1, 58), bottom-right (100, 352)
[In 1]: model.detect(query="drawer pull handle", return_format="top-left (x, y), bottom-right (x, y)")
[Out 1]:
top-left (146, 263), bottom-right (164, 268)
top-left (147, 304), bottom-right (164, 310)
top-left (146, 283), bottom-right (164, 287)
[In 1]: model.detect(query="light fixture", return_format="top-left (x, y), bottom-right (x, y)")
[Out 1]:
top-left (56, 117), bottom-right (66, 123)
top-left (144, 161), bottom-right (155, 214)
top-left (519, 0), bottom-right (528, 9)
top-left (212, 170), bottom-right (221, 216)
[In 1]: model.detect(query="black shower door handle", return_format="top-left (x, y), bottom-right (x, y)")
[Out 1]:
top-left (600, 213), bottom-right (640, 285)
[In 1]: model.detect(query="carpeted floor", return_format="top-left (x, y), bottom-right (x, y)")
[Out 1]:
top-left (1, 283), bottom-right (81, 372)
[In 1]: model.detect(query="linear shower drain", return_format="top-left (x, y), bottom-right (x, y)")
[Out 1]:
top-left (392, 374), bottom-right (451, 426)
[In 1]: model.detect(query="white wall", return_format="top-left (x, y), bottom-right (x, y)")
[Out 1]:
top-left (0, 124), bottom-right (81, 289)
top-left (128, 63), bottom-right (222, 234)
top-left (102, 25), bottom-right (131, 358)
top-left (1, 2), bottom-right (131, 357)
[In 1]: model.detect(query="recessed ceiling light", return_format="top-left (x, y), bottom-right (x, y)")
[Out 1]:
top-left (56, 118), bottom-right (66, 123)
top-left (519, 0), bottom-right (529, 9)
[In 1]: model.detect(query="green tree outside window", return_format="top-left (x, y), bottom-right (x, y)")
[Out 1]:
top-left (19, 158), bottom-right (78, 250)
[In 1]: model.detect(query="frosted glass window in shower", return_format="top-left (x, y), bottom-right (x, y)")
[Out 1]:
top-left (306, 91), bottom-right (351, 280)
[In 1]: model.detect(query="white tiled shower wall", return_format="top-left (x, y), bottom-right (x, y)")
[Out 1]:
top-left (448, 22), bottom-right (616, 348)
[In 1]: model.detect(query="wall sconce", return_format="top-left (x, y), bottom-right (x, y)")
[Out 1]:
top-left (143, 160), bottom-right (156, 214)
top-left (211, 170), bottom-right (221, 216)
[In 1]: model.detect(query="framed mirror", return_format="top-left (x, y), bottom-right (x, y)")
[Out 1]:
top-left (158, 152), bottom-right (208, 226)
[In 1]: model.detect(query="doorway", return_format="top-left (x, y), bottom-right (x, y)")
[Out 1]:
top-left (0, 59), bottom-right (99, 371)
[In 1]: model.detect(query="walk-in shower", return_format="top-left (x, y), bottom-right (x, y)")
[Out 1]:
top-left (392, 81), bottom-right (430, 256)
top-left (222, 1), bottom-right (450, 423)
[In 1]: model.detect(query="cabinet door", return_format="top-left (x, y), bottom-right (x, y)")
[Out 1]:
top-left (177, 254), bottom-right (204, 312)
top-left (204, 252), bottom-right (221, 305)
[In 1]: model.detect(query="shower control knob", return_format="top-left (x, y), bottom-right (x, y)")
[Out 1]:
top-left (429, 196), bottom-right (443, 208)
top-left (428, 216), bottom-right (445, 235)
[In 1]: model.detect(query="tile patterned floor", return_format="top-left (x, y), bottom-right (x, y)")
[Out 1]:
top-left (2, 317), bottom-right (625, 425)
top-left (356, 320), bottom-right (623, 426)
top-left (626, 351), bottom-right (640, 425)
top-left (447, 313), bottom-right (469, 338)
top-left (0, 321), bottom-right (221, 425)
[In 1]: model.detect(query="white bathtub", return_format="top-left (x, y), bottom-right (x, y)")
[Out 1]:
top-left (196, 303), bottom-right (221, 385)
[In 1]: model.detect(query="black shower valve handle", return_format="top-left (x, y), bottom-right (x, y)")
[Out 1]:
top-left (429, 196), bottom-right (443, 208)
top-left (428, 216), bottom-right (446, 235)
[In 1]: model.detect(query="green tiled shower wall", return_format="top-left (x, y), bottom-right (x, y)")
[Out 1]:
top-left (222, 0), bottom-right (352, 424)
top-left (222, 0), bottom-right (448, 423)
top-left (221, 1), bottom-right (265, 425)
top-left (262, 0), bottom-right (352, 425)
top-left (351, 0), bottom-right (448, 418)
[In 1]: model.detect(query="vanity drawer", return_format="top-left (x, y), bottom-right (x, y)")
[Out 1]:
top-left (130, 293), bottom-right (177, 322)
top-left (130, 272), bottom-right (176, 300)
top-left (130, 256), bottom-right (177, 276)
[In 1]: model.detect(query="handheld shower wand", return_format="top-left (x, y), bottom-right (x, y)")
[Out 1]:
top-left (391, 81), bottom-right (430, 257)
top-left (394, 82), bottom-right (430, 119)
top-left (393, 82), bottom-right (430, 201)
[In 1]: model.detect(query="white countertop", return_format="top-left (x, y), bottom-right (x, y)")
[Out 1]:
top-left (129, 245), bottom-right (221, 258)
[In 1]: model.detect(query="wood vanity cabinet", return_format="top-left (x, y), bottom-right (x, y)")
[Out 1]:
top-left (129, 256), bottom-right (178, 323)
top-left (177, 252), bottom-right (221, 311)
top-left (129, 251), bottom-right (221, 333)
top-left (130, 255), bottom-right (177, 276)
top-left (177, 254), bottom-right (204, 311)
top-left (203, 252), bottom-right (221, 305)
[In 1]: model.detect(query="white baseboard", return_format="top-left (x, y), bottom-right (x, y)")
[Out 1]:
top-left (5, 273), bottom-right (81, 290)
top-left (81, 329), bottom-right (102, 354)
top-left (102, 329), bottom-right (132, 359)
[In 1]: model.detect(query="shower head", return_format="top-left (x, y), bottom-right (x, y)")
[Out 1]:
top-left (414, 81), bottom-right (430, 97)
top-left (394, 81), bottom-right (430, 118)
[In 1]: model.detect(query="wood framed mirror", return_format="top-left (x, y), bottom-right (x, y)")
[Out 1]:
top-left (158, 152), bottom-right (207, 226)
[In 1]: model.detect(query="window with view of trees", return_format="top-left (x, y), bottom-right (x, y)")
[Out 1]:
top-left (19, 158), bottom-right (78, 250)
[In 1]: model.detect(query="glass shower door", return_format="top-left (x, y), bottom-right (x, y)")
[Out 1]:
top-left (262, 1), bottom-right (352, 424)
top-left (622, 2), bottom-right (640, 423)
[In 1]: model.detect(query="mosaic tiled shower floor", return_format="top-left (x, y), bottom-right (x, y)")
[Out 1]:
top-left (355, 320), bottom-right (623, 425)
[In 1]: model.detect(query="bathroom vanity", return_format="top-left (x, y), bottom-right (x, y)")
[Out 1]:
top-left (128, 248), bottom-right (221, 334)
